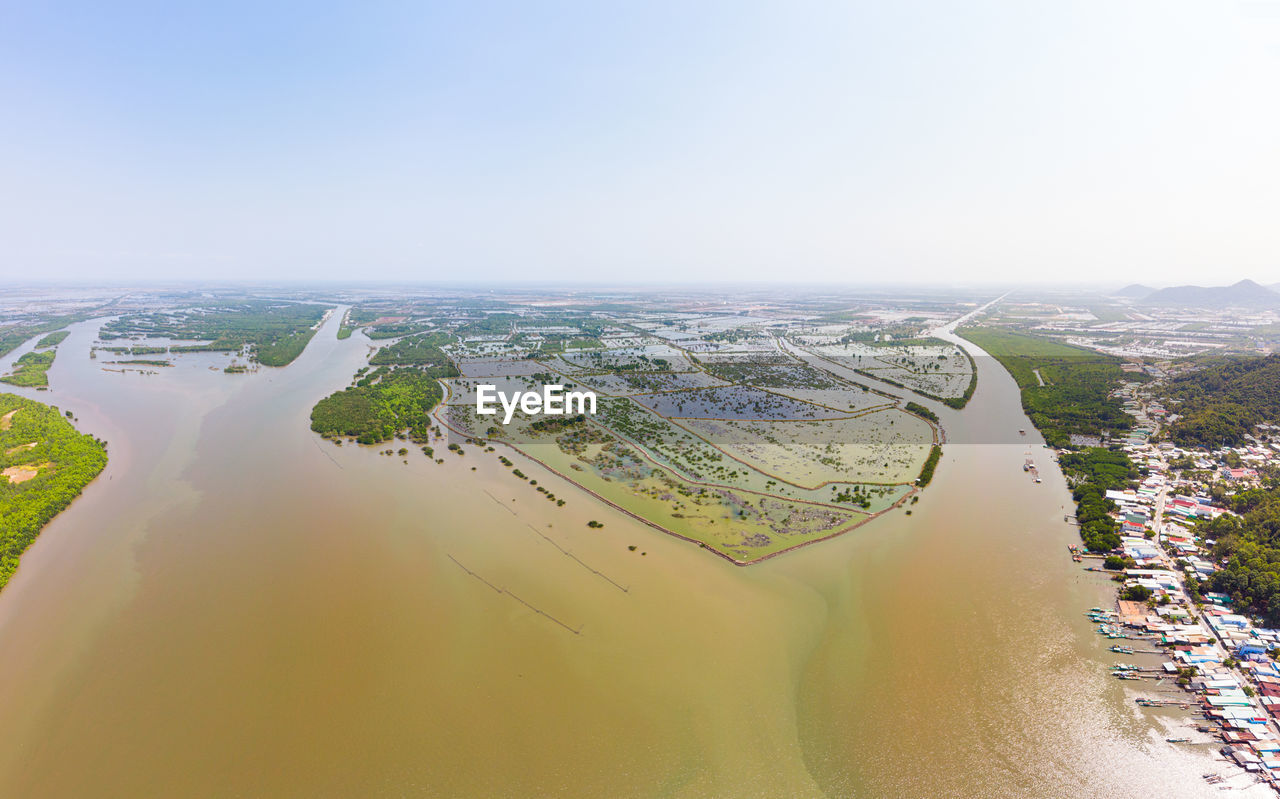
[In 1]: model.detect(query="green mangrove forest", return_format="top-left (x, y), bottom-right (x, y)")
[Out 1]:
top-left (0, 394), bottom-right (108, 590)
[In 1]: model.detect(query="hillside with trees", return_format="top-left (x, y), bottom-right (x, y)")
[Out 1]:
top-left (1159, 354), bottom-right (1280, 448)
top-left (1197, 490), bottom-right (1280, 626)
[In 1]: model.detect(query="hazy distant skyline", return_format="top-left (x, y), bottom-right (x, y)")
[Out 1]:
top-left (4, 1), bottom-right (1280, 285)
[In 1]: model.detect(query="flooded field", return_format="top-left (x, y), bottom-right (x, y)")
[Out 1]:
top-left (681, 412), bottom-right (933, 487)
top-left (0, 309), bottom-right (1236, 797)
top-left (634, 386), bottom-right (845, 420)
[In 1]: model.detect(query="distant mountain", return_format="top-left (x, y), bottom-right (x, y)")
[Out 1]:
top-left (1113, 283), bottom-right (1155, 299)
top-left (1141, 279), bottom-right (1280, 309)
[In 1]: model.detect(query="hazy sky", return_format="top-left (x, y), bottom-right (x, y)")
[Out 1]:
top-left (4, 1), bottom-right (1280, 285)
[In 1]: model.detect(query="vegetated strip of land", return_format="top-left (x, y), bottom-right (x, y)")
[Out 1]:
top-left (0, 312), bottom-right (97, 358)
top-left (35, 331), bottom-right (69, 348)
top-left (96, 345), bottom-right (168, 355)
top-left (0, 394), bottom-right (108, 590)
top-left (1058, 448), bottom-right (1138, 552)
top-left (0, 350), bottom-right (56, 389)
top-left (904, 401), bottom-right (939, 424)
top-left (100, 300), bottom-right (329, 367)
top-left (960, 326), bottom-right (1138, 552)
top-left (915, 445), bottom-right (941, 487)
top-left (310, 332), bottom-right (459, 445)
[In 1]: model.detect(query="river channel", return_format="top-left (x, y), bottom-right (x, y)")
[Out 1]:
top-left (0, 307), bottom-right (1235, 797)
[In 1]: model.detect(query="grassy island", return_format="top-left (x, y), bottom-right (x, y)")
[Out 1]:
top-left (35, 331), bottom-right (69, 348)
top-left (110, 359), bottom-right (172, 367)
top-left (0, 394), bottom-right (108, 590)
top-left (1, 350), bottom-right (57, 388)
top-left (336, 310), bottom-right (355, 340)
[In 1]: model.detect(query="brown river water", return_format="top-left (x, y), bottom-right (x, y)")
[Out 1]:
top-left (0, 308), bottom-right (1236, 797)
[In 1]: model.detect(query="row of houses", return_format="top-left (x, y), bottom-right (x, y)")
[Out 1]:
top-left (1107, 380), bottom-right (1280, 786)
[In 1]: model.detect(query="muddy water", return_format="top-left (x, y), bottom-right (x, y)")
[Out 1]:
top-left (0, 310), bottom-right (1234, 797)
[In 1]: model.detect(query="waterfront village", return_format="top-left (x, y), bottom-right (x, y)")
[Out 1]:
top-left (1075, 380), bottom-right (1280, 792)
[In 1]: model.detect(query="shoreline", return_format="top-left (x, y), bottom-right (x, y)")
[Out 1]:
top-left (420, 348), bottom-right (945, 565)
top-left (429, 406), bottom-right (919, 567)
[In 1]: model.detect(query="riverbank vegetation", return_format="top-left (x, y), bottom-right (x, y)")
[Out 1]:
top-left (0, 311), bottom-right (96, 358)
top-left (0, 351), bottom-right (56, 388)
top-left (311, 361), bottom-right (457, 444)
top-left (0, 394), bottom-right (108, 590)
top-left (35, 331), bottom-right (69, 348)
top-left (1058, 448), bottom-right (1138, 552)
top-left (904, 401), bottom-right (939, 424)
top-left (958, 327), bottom-right (1133, 447)
top-left (915, 445), bottom-right (941, 487)
top-left (949, 348), bottom-right (978, 408)
top-left (961, 323), bottom-right (1139, 552)
top-left (100, 301), bottom-right (328, 367)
